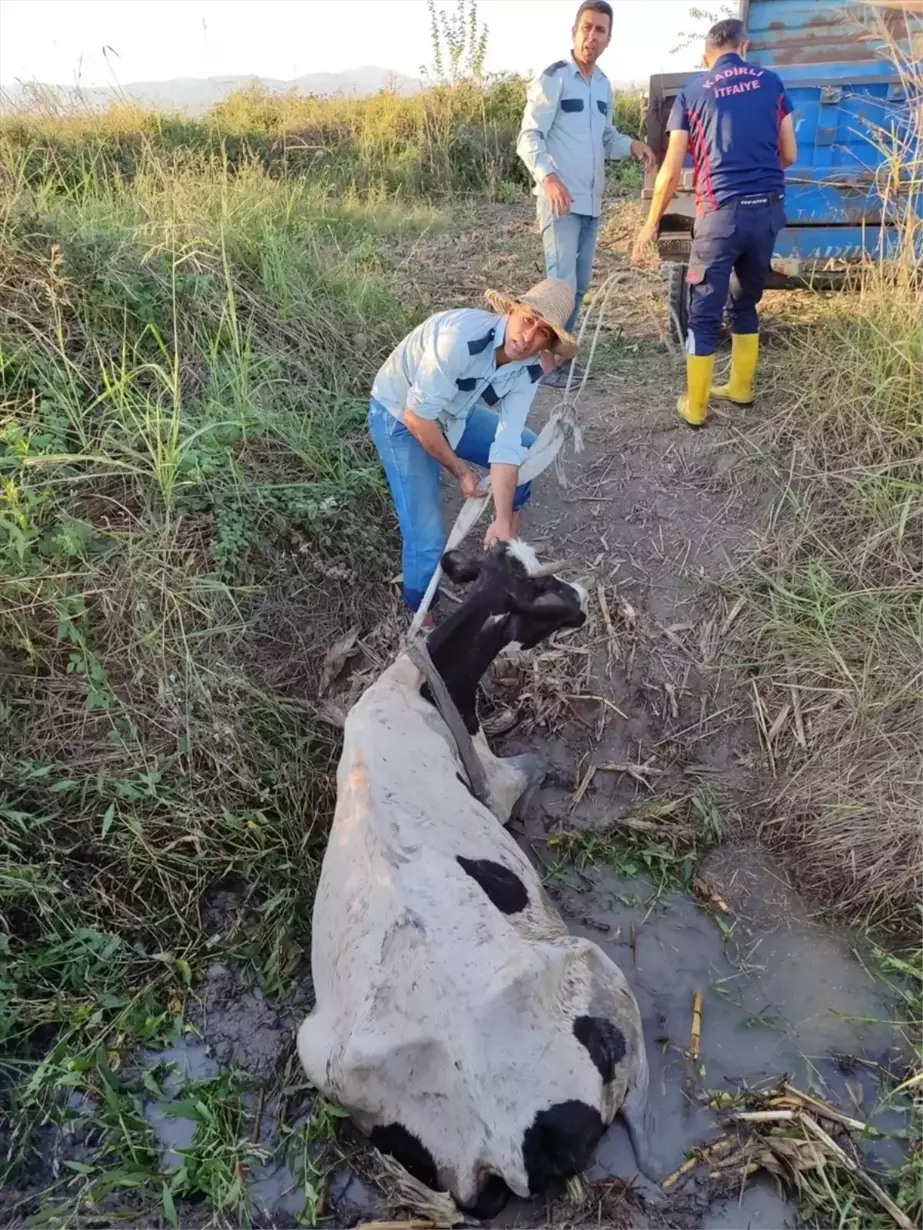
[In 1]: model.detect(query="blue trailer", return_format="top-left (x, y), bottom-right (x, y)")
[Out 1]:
top-left (642, 0), bottom-right (922, 334)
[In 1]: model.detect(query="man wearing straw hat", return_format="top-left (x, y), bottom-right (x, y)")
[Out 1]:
top-left (368, 278), bottom-right (576, 630)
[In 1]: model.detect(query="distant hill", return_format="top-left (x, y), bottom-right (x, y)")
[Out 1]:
top-left (0, 66), bottom-right (423, 115)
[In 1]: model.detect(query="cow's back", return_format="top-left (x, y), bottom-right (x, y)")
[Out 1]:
top-left (299, 658), bottom-right (647, 1207)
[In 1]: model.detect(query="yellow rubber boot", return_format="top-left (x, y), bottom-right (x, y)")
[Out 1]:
top-left (712, 332), bottom-right (759, 406)
top-left (677, 353), bottom-right (716, 428)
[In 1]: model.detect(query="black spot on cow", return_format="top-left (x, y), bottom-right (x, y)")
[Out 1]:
top-left (522, 1101), bottom-right (606, 1195)
top-left (369, 1122), bottom-right (438, 1191)
top-left (461, 1174), bottom-right (511, 1219)
top-left (456, 856), bottom-right (528, 914)
top-left (573, 1016), bottom-right (626, 1083)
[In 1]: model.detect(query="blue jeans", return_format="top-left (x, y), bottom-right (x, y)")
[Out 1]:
top-left (540, 211), bottom-right (601, 333)
top-left (686, 195), bottom-right (786, 355)
top-left (368, 399), bottom-right (536, 611)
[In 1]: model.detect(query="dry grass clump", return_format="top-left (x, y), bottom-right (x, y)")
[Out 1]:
top-left (732, 55), bottom-right (922, 929)
top-left (666, 1079), bottom-right (920, 1230)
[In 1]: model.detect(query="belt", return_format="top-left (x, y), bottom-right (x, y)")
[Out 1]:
top-left (735, 193), bottom-right (784, 207)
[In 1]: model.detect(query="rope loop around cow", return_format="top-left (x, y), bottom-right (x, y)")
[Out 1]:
top-left (407, 270), bottom-right (630, 640)
top-left (406, 638), bottom-right (492, 809)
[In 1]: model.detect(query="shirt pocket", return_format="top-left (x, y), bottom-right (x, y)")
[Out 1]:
top-left (556, 94), bottom-right (589, 142)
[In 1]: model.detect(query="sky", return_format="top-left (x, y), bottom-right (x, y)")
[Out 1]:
top-left (0, 0), bottom-right (703, 89)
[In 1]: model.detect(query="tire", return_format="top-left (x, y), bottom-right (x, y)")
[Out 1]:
top-left (666, 262), bottom-right (690, 346)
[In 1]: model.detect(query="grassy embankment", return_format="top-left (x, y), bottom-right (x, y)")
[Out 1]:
top-left (0, 78), bottom-right (644, 1222)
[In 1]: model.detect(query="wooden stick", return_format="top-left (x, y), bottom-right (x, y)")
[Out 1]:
top-left (732, 1109), bottom-right (795, 1123)
top-left (799, 1114), bottom-right (914, 1230)
top-left (571, 763), bottom-right (596, 807)
top-left (355, 1222), bottom-right (438, 1230)
top-left (781, 1082), bottom-right (871, 1133)
top-left (662, 1155), bottom-right (698, 1190)
top-left (690, 990), bottom-right (704, 1061)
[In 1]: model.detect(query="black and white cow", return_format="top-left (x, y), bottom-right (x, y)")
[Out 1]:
top-left (298, 541), bottom-right (651, 1217)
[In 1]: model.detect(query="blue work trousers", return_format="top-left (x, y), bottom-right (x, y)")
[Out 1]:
top-left (368, 398), bottom-right (536, 611)
top-left (686, 195), bottom-right (786, 356)
top-left (540, 211), bottom-right (601, 333)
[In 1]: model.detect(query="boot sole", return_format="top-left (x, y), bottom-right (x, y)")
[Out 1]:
top-left (711, 393), bottom-right (754, 407)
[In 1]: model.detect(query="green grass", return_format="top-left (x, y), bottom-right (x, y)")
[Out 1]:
top-left (2, 76), bottom-right (644, 202)
top-left (0, 110), bottom-right (434, 1224)
top-left (547, 788), bottom-right (727, 899)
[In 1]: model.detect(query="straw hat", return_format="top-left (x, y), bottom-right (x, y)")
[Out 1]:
top-left (485, 277), bottom-right (578, 361)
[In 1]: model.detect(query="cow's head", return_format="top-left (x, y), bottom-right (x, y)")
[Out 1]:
top-left (424, 540), bottom-right (587, 734)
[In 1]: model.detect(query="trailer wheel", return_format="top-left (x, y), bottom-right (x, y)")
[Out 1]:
top-left (666, 262), bottom-right (690, 346)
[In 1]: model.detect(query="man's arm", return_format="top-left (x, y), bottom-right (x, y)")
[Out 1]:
top-left (487, 464), bottom-right (519, 544)
top-left (403, 317), bottom-right (482, 499)
top-left (779, 112), bottom-right (797, 168)
top-left (482, 378), bottom-right (537, 546)
top-left (517, 69), bottom-right (573, 217)
top-left (602, 90), bottom-right (656, 171)
top-left (403, 411), bottom-right (479, 498)
top-left (630, 129), bottom-right (689, 262)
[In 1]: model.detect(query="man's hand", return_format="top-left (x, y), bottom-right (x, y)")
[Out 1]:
top-left (543, 172), bottom-right (573, 217)
top-left (456, 466), bottom-right (482, 500)
top-left (631, 221), bottom-right (658, 266)
top-left (484, 517), bottom-right (515, 550)
top-left (630, 140), bottom-right (657, 173)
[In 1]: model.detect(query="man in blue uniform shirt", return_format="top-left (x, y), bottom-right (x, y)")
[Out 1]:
top-left (518, 0), bottom-right (656, 387)
top-left (632, 18), bottom-right (797, 426)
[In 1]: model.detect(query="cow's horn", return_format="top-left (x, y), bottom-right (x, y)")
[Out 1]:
top-left (530, 559), bottom-right (566, 577)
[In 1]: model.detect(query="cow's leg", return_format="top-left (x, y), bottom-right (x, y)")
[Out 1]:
top-left (473, 732), bottom-right (546, 824)
top-left (617, 1036), bottom-right (664, 1181)
top-left (505, 753), bottom-right (546, 824)
top-left (296, 1011), bottom-right (332, 1093)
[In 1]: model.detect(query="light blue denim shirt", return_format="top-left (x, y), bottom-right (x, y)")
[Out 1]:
top-left (370, 308), bottom-right (543, 467)
top-left (517, 55), bottom-right (634, 224)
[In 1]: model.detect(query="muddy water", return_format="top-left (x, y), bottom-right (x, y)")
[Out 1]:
top-left (518, 837), bottom-right (909, 1227)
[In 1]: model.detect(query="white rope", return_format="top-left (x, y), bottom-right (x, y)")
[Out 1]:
top-left (408, 271), bottom-right (630, 639)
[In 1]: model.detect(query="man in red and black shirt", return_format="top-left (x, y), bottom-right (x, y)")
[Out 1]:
top-left (633, 18), bottom-right (797, 426)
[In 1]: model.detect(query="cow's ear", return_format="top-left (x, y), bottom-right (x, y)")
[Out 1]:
top-left (512, 589), bottom-right (576, 619)
top-left (441, 550), bottom-right (481, 584)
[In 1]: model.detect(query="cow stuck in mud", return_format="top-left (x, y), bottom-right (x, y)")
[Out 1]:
top-left (298, 541), bottom-right (652, 1217)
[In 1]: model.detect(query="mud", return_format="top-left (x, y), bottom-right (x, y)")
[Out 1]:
top-left (189, 961), bottom-right (303, 1080)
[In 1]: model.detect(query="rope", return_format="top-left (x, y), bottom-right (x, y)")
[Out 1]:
top-left (406, 639), bottom-right (491, 809)
top-left (407, 271), bottom-right (630, 639)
